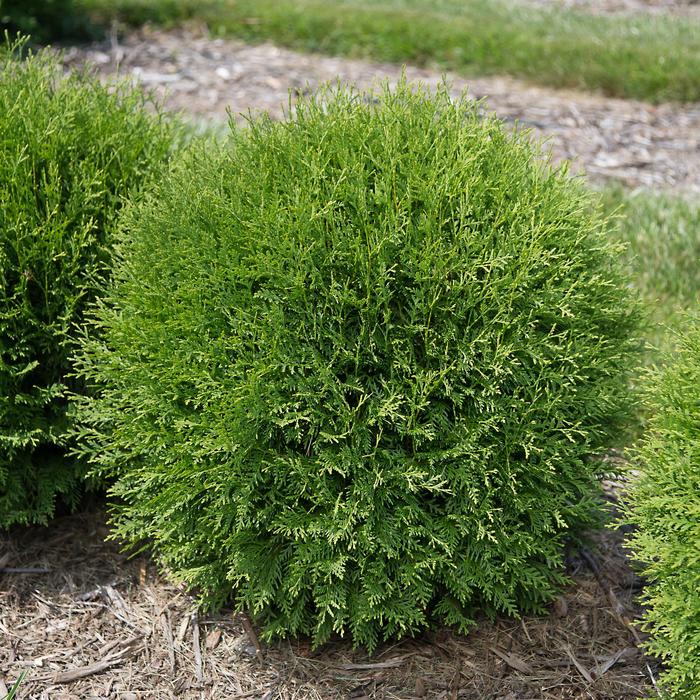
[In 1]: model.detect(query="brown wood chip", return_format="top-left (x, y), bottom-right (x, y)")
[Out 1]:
top-left (206, 628), bottom-right (223, 651)
top-left (489, 647), bottom-right (533, 675)
top-left (337, 657), bottom-right (407, 671)
top-left (52, 657), bottom-right (123, 684)
top-left (192, 611), bottom-right (204, 685)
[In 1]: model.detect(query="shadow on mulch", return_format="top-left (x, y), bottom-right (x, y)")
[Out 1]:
top-left (0, 498), bottom-right (659, 700)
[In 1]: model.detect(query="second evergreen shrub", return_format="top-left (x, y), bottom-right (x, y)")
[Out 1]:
top-left (622, 323), bottom-right (700, 699)
top-left (0, 39), bottom-right (178, 526)
top-left (76, 82), bottom-right (640, 650)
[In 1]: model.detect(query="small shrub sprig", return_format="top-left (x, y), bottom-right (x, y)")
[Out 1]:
top-left (76, 81), bottom-right (640, 650)
top-left (622, 323), bottom-right (700, 699)
top-left (0, 38), bottom-right (178, 527)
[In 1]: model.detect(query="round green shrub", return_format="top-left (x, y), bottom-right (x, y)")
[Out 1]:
top-left (622, 324), bottom-right (700, 699)
top-left (0, 39), bottom-right (178, 527)
top-left (76, 82), bottom-right (640, 650)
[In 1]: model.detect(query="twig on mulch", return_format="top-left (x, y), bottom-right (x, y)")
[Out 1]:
top-left (241, 612), bottom-right (263, 660)
top-left (335, 657), bottom-right (408, 671)
top-left (566, 646), bottom-right (595, 683)
top-left (192, 610), bottom-right (204, 685)
top-left (52, 657), bottom-right (124, 684)
top-left (0, 568), bottom-right (50, 574)
top-left (161, 608), bottom-right (176, 672)
top-left (597, 646), bottom-right (637, 677)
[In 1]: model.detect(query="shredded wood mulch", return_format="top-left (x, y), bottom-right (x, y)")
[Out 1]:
top-left (1, 491), bottom-right (659, 700)
top-left (60, 27), bottom-right (700, 194)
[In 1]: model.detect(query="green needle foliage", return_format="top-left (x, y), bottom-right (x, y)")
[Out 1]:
top-left (0, 38), bottom-right (178, 527)
top-left (76, 82), bottom-right (640, 651)
top-left (622, 323), bottom-right (700, 699)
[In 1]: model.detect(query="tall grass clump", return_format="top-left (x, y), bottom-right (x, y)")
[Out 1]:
top-left (601, 187), bottom-right (700, 359)
top-left (622, 323), bottom-right (700, 699)
top-left (603, 188), bottom-right (700, 315)
top-left (0, 38), bottom-right (178, 527)
top-left (76, 82), bottom-right (640, 650)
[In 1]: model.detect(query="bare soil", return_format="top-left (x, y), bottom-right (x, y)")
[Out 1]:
top-left (61, 27), bottom-right (700, 194)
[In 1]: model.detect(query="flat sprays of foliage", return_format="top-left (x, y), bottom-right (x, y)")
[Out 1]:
top-left (0, 38), bottom-right (178, 527)
top-left (622, 323), bottom-right (700, 699)
top-left (75, 82), bottom-right (641, 651)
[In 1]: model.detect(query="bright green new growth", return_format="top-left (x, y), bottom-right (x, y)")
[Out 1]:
top-left (0, 39), bottom-right (177, 527)
top-left (622, 324), bottom-right (700, 699)
top-left (76, 82), bottom-right (640, 651)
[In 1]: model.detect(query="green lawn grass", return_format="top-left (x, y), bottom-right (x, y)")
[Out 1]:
top-left (82, 0), bottom-right (700, 103)
top-left (602, 186), bottom-right (700, 357)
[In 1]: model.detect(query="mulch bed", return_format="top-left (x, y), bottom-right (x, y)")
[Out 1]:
top-left (1, 490), bottom-right (659, 700)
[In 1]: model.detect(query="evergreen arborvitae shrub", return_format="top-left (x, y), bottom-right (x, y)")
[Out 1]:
top-left (76, 82), bottom-right (640, 650)
top-left (0, 39), bottom-right (178, 527)
top-left (622, 324), bottom-right (700, 699)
